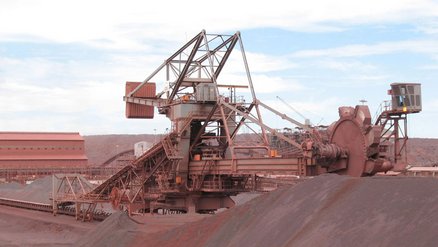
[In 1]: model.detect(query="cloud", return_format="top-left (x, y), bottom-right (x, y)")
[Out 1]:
top-left (257, 96), bottom-right (343, 128)
top-left (0, 81), bottom-right (120, 113)
top-left (416, 19), bottom-right (438, 34)
top-left (291, 40), bottom-right (438, 58)
top-left (0, 57), bottom-right (59, 83)
top-left (252, 74), bottom-right (304, 93)
top-left (1, 0), bottom-right (438, 138)
top-left (216, 72), bottom-right (304, 96)
top-left (315, 59), bottom-right (377, 72)
top-left (1, 0), bottom-right (438, 47)
top-left (428, 99), bottom-right (438, 111)
top-left (0, 78), bottom-right (173, 135)
top-left (228, 51), bottom-right (298, 73)
top-left (418, 64), bottom-right (438, 70)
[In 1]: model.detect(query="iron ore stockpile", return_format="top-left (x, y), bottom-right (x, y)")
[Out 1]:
top-left (75, 211), bottom-right (138, 247)
top-left (0, 176), bottom-right (54, 204)
top-left (0, 175), bottom-right (92, 204)
top-left (2, 174), bottom-right (438, 246)
top-left (0, 205), bottom-right (95, 246)
top-left (70, 174), bottom-right (438, 247)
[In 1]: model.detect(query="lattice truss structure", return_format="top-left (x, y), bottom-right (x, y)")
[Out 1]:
top-left (80, 30), bottom-right (311, 214)
top-left (125, 30), bottom-right (306, 156)
top-left (47, 32), bottom-right (421, 218)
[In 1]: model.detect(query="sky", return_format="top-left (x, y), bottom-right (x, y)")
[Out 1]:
top-left (0, 0), bottom-right (437, 138)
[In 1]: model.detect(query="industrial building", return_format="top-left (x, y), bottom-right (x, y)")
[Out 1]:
top-left (0, 132), bottom-right (88, 168)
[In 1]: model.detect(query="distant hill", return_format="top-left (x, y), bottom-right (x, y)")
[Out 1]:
top-left (407, 138), bottom-right (438, 166)
top-left (83, 134), bottom-right (155, 166)
top-left (83, 135), bottom-right (438, 167)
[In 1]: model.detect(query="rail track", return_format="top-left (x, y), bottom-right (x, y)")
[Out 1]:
top-left (0, 197), bottom-right (111, 221)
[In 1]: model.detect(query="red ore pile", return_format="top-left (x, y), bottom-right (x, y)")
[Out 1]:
top-left (75, 211), bottom-right (140, 247)
top-left (0, 176), bottom-right (54, 204)
top-left (0, 175), bottom-right (94, 204)
top-left (131, 174), bottom-right (438, 247)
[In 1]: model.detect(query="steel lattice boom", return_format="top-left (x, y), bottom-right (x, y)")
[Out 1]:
top-left (60, 31), bottom-right (422, 219)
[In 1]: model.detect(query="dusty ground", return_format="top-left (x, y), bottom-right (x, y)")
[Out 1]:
top-left (0, 176), bottom-right (260, 247)
top-left (0, 205), bottom-right (97, 247)
top-left (2, 174), bottom-right (438, 246)
top-left (133, 174), bottom-right (438, 247)
top-left (76, 212), bottom-right (212, 247)
top-left (0, 205), bottom-right (212, 247)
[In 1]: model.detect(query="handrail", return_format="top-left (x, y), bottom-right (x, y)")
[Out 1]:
top-left (373, 101), bottom-right (392, 124)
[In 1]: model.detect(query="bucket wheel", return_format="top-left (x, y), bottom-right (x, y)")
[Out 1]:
top-left (327, 105), bottom-right (392, 176)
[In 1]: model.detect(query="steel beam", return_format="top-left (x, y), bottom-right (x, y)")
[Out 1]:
top-left (221, 100), bottom-right (303, 149)
top-left (168, 32), bottom-right (205, 103)
top-left (128, 30), bottom-right (206, 98)
top-left (258, 100), bottom-right (311, 131)
top-left (123, 96), bottom-right (167, 107)
top-left (188, 157), bottom-right (303, 174)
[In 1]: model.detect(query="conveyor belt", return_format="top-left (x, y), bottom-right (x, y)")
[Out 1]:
top-left (0, 197), bottom-right (110, 221)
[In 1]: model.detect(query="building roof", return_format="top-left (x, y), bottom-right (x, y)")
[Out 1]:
top-left (0, 132), bottom-right (84, 141)
top-left (0, 154), bottom-right (88, 161)
top-left (407, 166), bottom-right (438, 172)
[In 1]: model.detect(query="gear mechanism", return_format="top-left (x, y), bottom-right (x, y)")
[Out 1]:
top-left (310, 105), bottom-right (393, 177)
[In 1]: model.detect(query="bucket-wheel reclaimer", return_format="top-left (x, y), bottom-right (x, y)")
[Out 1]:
top-left (302, 83), bottom-right (421, 177)
top-left (306, 105), bottom-right (392, 177)
top-left (69, 31), bottom-right (421, 219)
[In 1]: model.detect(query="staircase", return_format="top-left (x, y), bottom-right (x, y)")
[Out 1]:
top-left (162, 134), bottom-right (183, 160)
top-left (127, 156), bottom-right (169, 203)
top-left (84, 131), bottom-right (185, 202)
top-left (86, 140), bottom-right (166, 199)
top-left (195, 160), bottom-right (215, 190)
top-left (178, 113), bottom-right (194, 134)
top-left (374, 101), bottom-right (392, 125)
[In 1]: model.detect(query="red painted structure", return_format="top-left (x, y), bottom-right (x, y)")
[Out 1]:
top-left (0, 132), bottom-right (88, 168)
top-left (125, 82), bottom-right (155, 119)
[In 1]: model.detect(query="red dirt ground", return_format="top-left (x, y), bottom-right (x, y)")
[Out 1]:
top-left (130, 174), bottom-right (438, 247)
top-left (0, 204), bottom-right (97, 246)
top-left (11, 174), bottom-right (431, 247)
